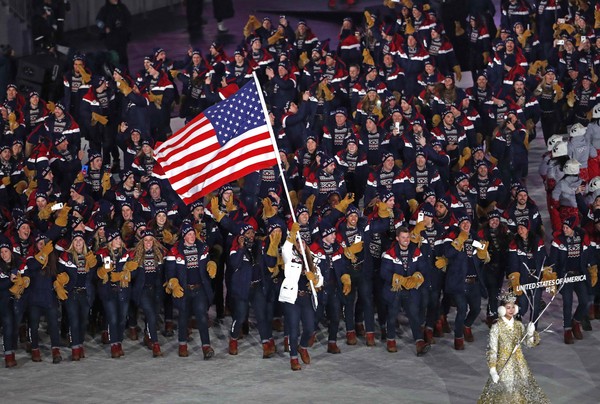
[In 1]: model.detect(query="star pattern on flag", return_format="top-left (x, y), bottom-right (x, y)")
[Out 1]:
top-left (204, 82), bottom-right (266, 146)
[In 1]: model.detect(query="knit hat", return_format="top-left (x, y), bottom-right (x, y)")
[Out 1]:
top-left (106, 228), bottom-right (120, 242)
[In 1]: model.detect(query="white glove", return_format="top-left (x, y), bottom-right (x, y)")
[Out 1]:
top-left (526, 323), bottom-right (535, 337)
top-left (490, 367), bottom-right (500, 384)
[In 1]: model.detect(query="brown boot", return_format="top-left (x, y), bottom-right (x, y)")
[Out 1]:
top-left (283, 336), bottom-right (290, 352)
top-left (202, 345), bottom-right (214, 360)
top-left (268, 338), bottom-right (276, 355)
top-left (416, 339), bottom-right (430, 356)
top-left (178, 344), bottom-right (189, 357)
top-left (164, 320), bottom-right (174, 337)
top-left (101, 330), bottom-right (109, 345)
top-left (111, 344), bottom-right (120, 358)
top-left (80, 346), bottom-right (85, 358)
top-left (485, 316), bottom-right (494, 328)
top-left (454, 337), bottom-right (464, 350)
top-left (52, 347), bottom-right (62, 364)
top-left (433, 320), bottom-right (444, 337)
top-left (564, 329), bottom-right (574, 344)
top-left (327, 341), bottom-right (341, 354)
top-left (71, 347), bottom-right (81, 361)
top-left (355, 322), bottom-right (366, 337)
top-left (272, 318), bottom-right (284, 332)
top-left (262, 342), bottom-right (274, 359)
top-left (464, 326), bottom-right (474, 342)
top-left (117, 343), bottom-right (124, 357)
top-left (441, 315), bottom-right (451, 333)
top-left (386, 339), bottom-right (397, 353)
top-left (366, 332), bottom-right (376, 346)
top-left (572, 320), bottom-right (583, 340)
top-left (128, 326), bottom-right (138, 341)
top-left (424, 327), bottom-right (435, 344)
top-left (307, 331), bottom-right (317, 348)
top-left (152, 343), bottom-right (162, 358)
top-left (144, 332), bottom-right (153, 349)
top-left (298, 346), bottom-right (310, 364)
top-left (31, 348), bottom-right (42, 362)
top-left (4, 353), bottom-right (16, 368)
top-left (346, 330), bottom-right (357, 345)
top-left (228, 338), bottom-right (238, 355)
top-left (290, 357), bottom-right (301, 371)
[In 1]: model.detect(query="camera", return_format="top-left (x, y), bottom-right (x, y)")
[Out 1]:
top-left (51, 202), bottom-right (64, 211)
top-left (103, 256), bottom-right (112, 269)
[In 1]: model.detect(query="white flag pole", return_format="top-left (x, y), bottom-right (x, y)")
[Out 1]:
top-left (252, 71), bottom-right (318, 308)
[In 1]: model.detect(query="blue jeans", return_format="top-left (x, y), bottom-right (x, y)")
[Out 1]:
top-left (139, 285), bottom-right (162, 343)
top-left (102, 291), bottom-right (129, 344)
top-left (315, 283), bottom-right (341, 342)
top-left (284, 294), bottom-right (315, 357)
top-left (561, 280), bottom-right (589, 328)
top-left (178, 287), bottom-right (210, 346)
top-left (230, 284), bottom-right (270, 341)
top-left (0, 295), bottom-right (15, 353)
top-left (449, 282), bottom-right (481, 338)
top-left (344, 271), bottom-right (375, 333)
top-left (386, 289), bottom-right (423, 341)
top-left (29, 302), bottom-right (61, 349)
top-left (64, 290), bottom-right (90, 347)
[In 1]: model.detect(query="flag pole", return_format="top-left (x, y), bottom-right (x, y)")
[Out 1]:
top-left (252, 71), bottom-right (318, 308)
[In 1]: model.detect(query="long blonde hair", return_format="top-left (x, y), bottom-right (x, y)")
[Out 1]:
top-left (66, 238), bottom-right (90, 267)
top-left (132, 236), bottom-right (167, 266)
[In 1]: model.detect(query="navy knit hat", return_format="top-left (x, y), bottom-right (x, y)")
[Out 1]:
top-left (321, 226), bottom-right (336, 238)
top-left (106, 228), bottom-right (120, 242)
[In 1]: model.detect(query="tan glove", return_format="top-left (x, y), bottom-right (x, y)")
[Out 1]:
top-left (262, 197), bottom-right (278, 220)
top-left (589, 264), bottom-right (598, 287)
top-left (454, 20), bottom-right (465, 36)
top-left (124, 261), bottom-right (138, 272)
top-left (25, 178), bottom-right (38, 198)
top-left (55, 205), bottom-right (72, 227)
top-left (377, 201), bottom-right (392, 218)
top-left (305, 194), bottom-right (315, 216)
top-left (541, 267), bottom-right (557, 295)
top-left (287, 222), bottom-right (300, 243)
top-left (362, 48), bottom-right (375, 66)
top-left (85, 251), bottom-right (97, 271)
top-left (364, 11), bottom-right (375, 28)
top-left (53, 272), bottom-right (69, 300)
top-left (483, 52), bottom-right (490, 65)
top-left (162, 229), bottom-right (176, 245)
top-left (102, 172), bottom-right (111, 194)
top-left (553, 84), bottom-right (563, 102)
top-left (38, 202), bottom-right (55, 220)
top-left (243, 15), bottom-right (261, 38)
top-left (476, 241), bottom-right (491, 263)
top-left (207, 260), bottom-right (217, 279)
top-left (453, 65), bottom-right (462, 82)
top-left (14, 180), bottom-right (28, 194)
top-left (46, 101), bottom-right (56, 113)
top-left (1, 176), bottom-right (10, 186)
top-left (267, 30), bottom-right (284, 45)
top-left (407, 199), bottom-right (418, 213)
top-left (341, 274), bottom-right (351, 295)
top-left (289, 190), bottom-right (299, 209)
top-left (319, 81), bottom-right (335, 101)
top-left (462, 147), bottom-right (472, 161)
top-left (148, 93), bottom-right (164, 109)
top-left (35, 241), bottom-right (54, 267)
top-left (165, 278), bottom-right (184, 298)
top-left (298, 52), bottom-right (309, 69)
top-left (335, 193), bottom-right (355, 214)
top-left (117, 78), bottom-right (132, 96)
top-left (435, 256), bottom-right (448, 272)
top-left (508, 272), bottom-right (523, 296)
top-left (268, 265), bottom-right (280, 278)
top-left (77, 65), bottom-right (91, 84)
top-left (91, 112), bottom-right (108, 126)
top-left (9, 274), bottom-right (30, 298)
top-left (431, 114), bottom-right (441, 127)
top-left (566, 91), bottom-right (576, 108)
top-left (452, 231), bottom-right (469, 252)
top-left (97, 263), bottom-right (113, 284)
top-left (391, 273), bottom-right (408, 291)
top-left (209, 196), bottom-right (226, 222)
top-left (405, 271), bottom-right (424, 289)
top-left (267, 232), bottom-right (281, 257)
top-left (347, 240), bottom-right (363, 255)
top-left (344, 247), bottom-right (357, 263)
top-left (305, 270), bottom-right (318, 285)
top-left (410, 220), bottom-right (427, 246)
top-left (225, 197), bottom-right (237, 212)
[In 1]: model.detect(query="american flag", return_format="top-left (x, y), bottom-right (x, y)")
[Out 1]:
top-left (153, 79), bottom-right (277, 204)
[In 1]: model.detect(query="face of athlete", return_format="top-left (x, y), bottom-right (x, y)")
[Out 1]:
top-left (489, 217), bottom-right (500, 229)
top-left (18, 224), bottom-right (30, 240)
top-left (477, 75), bottom-right (487, 88)
top-left (298, 212), bottom-right (309, 225)
top-left (516, 191), bottom-right (528, 206)
top-left (346, 213), bottom-right (358, 227)
top-left (435, 202), bottom-right (447, 218)
top-left (149, 185), bottom-right (161, 200)
top-left (562, 224), bottom-right (574, 237)
top-left (517, 224), bottom-right (529, 239)
top-left (383, 157), bottom-right (395, 171)
top-left (397, 231), bottom-right (410, 249)
top-left (73, 237), bottom-right (85, 254)
top-left (459, 219), bottom-right (471, 233)
top-left (143, 235), bottom-right (154, 251)
top-left (121, 206), bottom-right (133, 221)
top-left (349, 65), bottom-right (360, 80)
top-left (323, 232), bottom-right (336, 245)
top-left (335, 113), bottom-right (346, 126)
top-left (184, 231), bottom-right (196, 245)
top-left (347, 142), bottom-right (358, 154)
top-left (156, 212), bottom-right (167, 227)
top-left (110, 236), bottom-right (123, 250)
top-left (1, 247), bottom-right (12, 263)
top-left (385, 196), bottom-right (395, 209)
top-left (416, 155), bottom-right (426, 169)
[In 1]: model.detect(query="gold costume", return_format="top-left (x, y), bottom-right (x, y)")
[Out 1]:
top-left (478, 317), bottom-right (550, 404)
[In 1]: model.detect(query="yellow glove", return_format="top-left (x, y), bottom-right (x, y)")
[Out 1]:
top-left (117, 78), bottom-right (132, 96)
top-left (1, 176), bottom-right (10, 186)
top-left (407, 199), bottom-right (418, 213)
top-left (298, 52), bottom-right (309, 69)
top-left (14, 180), bottom-right (28, 194)
top-left (55, 205), bottom-right (72, 227)
top-left (268, 265), bottom-right (280, 278)
top-left (305, 194), bottom-right (315, 216)
top-left (287, 222), bottom-right (300, 243)
top-left (267, 30), bottom-right (284, 45)
top-left (596, 8), bottom-right (600, 29)
top-left (262, 197), bottom-right (277, 220)
top-left (452, 231), bottom-right (469, 252)
top-left (75, 171), bottom-right (85, 183)
top-left (341, 274), bottom-right (351, 295)
top-left (410, 220), bottom-right (427, 245)
top-left (25, 178), bottom-right (37, 198)
top-left (435, 256), bottom-right (448, 272)
top-left (454, 20), bottom-right (465, 36)
top-left (364, 11), bottom-right (375, 29)
top-left (453, 65), bottom-right (462, 82)
top-left (344, 247), bottom-right (357, 263)
top-left (508, 272), bottom-right (523, 296)
top-left (225, 196), bottom-right (237, 212)
top-left (391, 273), bottom-right (406, 291)
top-left (77, 65), bottom-right (91, 84)
top-left (35, 241), bottom-right (54, 267)
top-left (149, 93), bottom-right (164, 109)
top-left (320, 82), bottom-right (335, 101)
top-left (483, 52), bottom-right (490, 65)
top-left (165, 277), bottom-right (184, 298)
top-left (335, 193), bottom-right (355, 214)
top-left (24, 166), bottom-right (36, 180)
top-left (406, 271), bottom-right (425, 289)
top-left (53, 272), bottom-right (69, 300)
top-left (97, 266), bottom-right (110, 284)
top-left (347, 240), bottom-right (363, 255)
top-left (289, 190), bottom-right (299, 209)
top-left (243, 14), bottom-right (261, 38)
top-left (91, 112), bottom-right (108, 126)
top-left (589, 264), bottom-right (598, 287)
top-left (85, 251), bottom-right (97, 270)
top-left (566, 91), bottom-right (576, 108)
top-left (462, 147), bottom-right (472, 161)
top-left (38, 202), bottom-right (55, 220)
top-left (362, 48), bottom-right (375, 66)
top-left (305, 271), bottom-right (318, 285)
top-left (542, 267), bottom-right (557, 295)
top-left (431, 114), bottom-right (441, 127)
top-left (124, 261), bottom-right (138, 272)
top-left (9, 274), bottom-right (30, 298)
top-left (553, 84), bottom-right (563, 102)
top-left (110, 271), bottom-right (122, 283)
top-left (207, 260), bottom-right (217, 279)
top-left (8, 112), bottom-right (18, 131)
top-left (377, 201), bottom-right (392, 218)
top-left (102, 172), bottom-right (111, 194)
top-left (476, 241), bottom-right (491, 263)
top-left (162, 229), bottom-right (176, 245)
top-left (267, 232), bottom-right (281, 257)
top-left (209, 196), bottom-right (226, 222)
